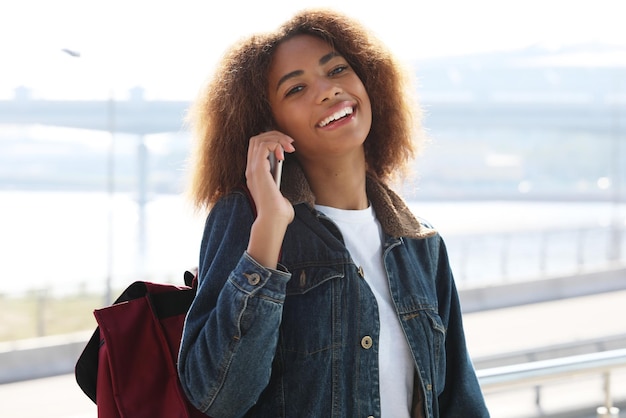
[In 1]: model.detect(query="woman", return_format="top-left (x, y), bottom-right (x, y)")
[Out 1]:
top-left (178, 8), bottom-right (489, 418)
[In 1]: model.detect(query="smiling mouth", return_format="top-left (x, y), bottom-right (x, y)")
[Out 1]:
top-left (317, 106), bottom-right (354, 128)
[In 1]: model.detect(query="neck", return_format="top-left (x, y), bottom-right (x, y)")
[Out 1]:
top-left (299, 153), bottom-right (368, 210)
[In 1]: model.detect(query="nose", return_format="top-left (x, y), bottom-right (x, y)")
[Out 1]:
top-left (316, 78), bottom-right (342, 103)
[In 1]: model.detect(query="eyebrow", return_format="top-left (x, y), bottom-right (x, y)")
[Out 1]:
top-left (275, 51), bottom-right (341, 92)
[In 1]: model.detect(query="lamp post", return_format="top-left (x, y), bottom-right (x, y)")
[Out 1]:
top-left (62, 48), bottom-right (115, 305)
top-left (608, 68), bottom-right (623, 263)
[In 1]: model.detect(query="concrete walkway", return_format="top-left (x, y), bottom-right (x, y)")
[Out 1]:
top-left (1, 290), bottom-right (626, 418)
top-left (463, 289), bottom-right (626, 360)
top-left (464, 289), bottom-right (626, 417)
top-left (0, 373), bottom-right (95, 418)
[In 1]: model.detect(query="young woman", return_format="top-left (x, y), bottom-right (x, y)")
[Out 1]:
top-left (177, 8), bottom-right (489, 418)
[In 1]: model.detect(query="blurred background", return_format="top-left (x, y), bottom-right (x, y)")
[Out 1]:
top-left (0, 0), bottom-right (625, 417)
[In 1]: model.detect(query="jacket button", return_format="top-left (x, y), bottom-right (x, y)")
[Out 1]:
top-left (361, 336), bottom-right (373, 349)
top-left (245, 273), bottom-right (261, 286)
top-left (357, 266), bottom-right (365, 278)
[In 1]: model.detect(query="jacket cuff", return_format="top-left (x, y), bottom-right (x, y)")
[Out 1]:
top-left (228, 252), bottom-right (291, 302)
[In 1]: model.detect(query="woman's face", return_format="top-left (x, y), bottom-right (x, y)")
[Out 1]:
top-left (267, 34), bottom-right (372, 162)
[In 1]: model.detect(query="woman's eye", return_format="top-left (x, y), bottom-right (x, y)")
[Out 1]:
top-left (329, 65), bottom-right (348, 76)
top-left (285, 85), bottom-right (304, 96)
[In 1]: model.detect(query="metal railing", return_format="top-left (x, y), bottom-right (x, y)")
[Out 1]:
top-left (448, 224), bottom-right (625, 287)
top-left (478, 348), bottom-right (626, 417)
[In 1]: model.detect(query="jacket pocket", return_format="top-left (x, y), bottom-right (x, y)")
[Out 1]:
top-left (280, 265), bottom-right (343, 355)
top-left (425, 309), bottom-right (446, 393)
top-left (403, 307), bottom-right (447, 394)
top-left (280, 280), bottom-right (336, 355)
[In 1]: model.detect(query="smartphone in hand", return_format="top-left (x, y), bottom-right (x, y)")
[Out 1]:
top-left (268, 152), bottom-right (283, 187)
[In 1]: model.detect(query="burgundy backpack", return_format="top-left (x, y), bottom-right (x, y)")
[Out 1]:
top-left (75, 271), bottom-right (208, 418)
top-left (76, 188), bottom-right (257, 417)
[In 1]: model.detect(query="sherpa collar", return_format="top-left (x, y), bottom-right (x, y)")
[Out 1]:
top-left (280, 159), bottom-right (436, 239)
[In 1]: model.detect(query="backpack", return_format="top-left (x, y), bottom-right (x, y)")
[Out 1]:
top-left (75, 270), bottom-right (208, 417)
top-left (75, 188), bottom-right (263, 417)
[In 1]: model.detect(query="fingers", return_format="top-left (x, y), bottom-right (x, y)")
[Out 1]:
top-left (247, 130), bottom-right (294, 173)
top-left (245, 130), bottom-right (295, 189)
top-left (255, 130), bottom-right (295, 161)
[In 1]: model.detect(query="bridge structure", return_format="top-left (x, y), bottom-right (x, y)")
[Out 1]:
top-left (0, 88), bottom-right (188, 135)
top-left (2, 83), bottom-right (622, 201)
top-left (2, 53), bottom-right (625, 277)
top-left (2, 81), bottom-right (624, 277)
top-left (0, 86), bottom-right (621, 135)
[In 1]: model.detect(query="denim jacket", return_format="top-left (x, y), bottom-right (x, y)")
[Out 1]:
top-left (178, 161), bottom-right (489, 418)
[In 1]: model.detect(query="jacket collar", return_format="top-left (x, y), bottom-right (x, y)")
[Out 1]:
top-left (281, 159), bottom-right (436, 239)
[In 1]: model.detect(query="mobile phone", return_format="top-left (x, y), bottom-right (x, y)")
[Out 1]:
top-left (268, 152), bottom-right (283, 187)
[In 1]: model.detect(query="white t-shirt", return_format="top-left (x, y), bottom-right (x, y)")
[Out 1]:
top-left (316, 204), bottom-right (414, 418)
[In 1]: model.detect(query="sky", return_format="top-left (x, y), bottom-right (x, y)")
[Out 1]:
top-left (1, 0), bottom-right (624, 100)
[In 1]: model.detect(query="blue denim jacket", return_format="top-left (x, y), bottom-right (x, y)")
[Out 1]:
top-left (178, 163), bottom-right (489, 418)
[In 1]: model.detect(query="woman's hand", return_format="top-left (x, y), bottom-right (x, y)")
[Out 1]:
top-left (245, 130), bottom-right (295, 268)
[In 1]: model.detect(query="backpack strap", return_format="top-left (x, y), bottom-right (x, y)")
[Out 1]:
top-left (239, 184), bottom-right (257, 217)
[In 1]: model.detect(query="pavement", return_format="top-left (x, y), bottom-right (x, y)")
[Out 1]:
top-left (1, 290), bottom-right (626, 418)
top-left (464, 289), bottom-right (626, 417)
top-left (0, 373), bottom-right (95, 418)
top-left (463, 289), bottom-right (626, 360)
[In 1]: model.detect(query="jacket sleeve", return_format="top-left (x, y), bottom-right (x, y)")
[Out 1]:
top-left (177, 192), bottom-right (291, 418)
top-left (435, 237), bottom-right (491, 417)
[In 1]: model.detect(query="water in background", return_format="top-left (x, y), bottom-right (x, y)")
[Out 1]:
top-left (1, 190), bottom-right (623, 295)
top-left (0, 191), bottom-right (202, 295)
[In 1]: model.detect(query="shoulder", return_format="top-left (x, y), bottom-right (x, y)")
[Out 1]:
top-left (212, 188), bottom-right (253, 213)
top-left (199, 189), bottom-right (256, 260)
top-left (204, 189), bottom-right (256, 229)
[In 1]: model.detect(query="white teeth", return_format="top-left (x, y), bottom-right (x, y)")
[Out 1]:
top-left (319, 106), bottom-right (353, 127)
